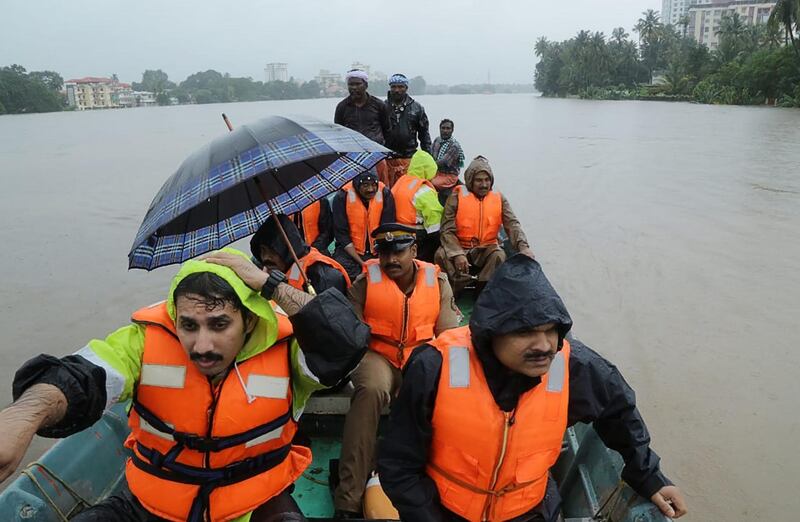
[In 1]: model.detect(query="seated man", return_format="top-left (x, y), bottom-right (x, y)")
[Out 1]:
top-left (430, 118), bottom-right (465, 205)
top-left (391, 150), bottom-right (443, 262)
top-left (378, 255), bottom-right (688, 522)
top-left (334, 223), bottom-right (460, 519)
top-left (435, 155), bottom-right (534, 296)
top-left (0, 249), bottom-right (369, 522)
top-left (289, 197), bottom-right (334, 253)
top-left (251, 213), bottom-right (350, 295)
top-left (332, 169), bottom-right (396, 281)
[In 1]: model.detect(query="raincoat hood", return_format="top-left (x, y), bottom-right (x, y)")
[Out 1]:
top-left (469, 254), bottom-right (573, 411)
top-left (463, 155), bottom-right (495, 193)
top-left (166, 248), bottom-right (281, 353)
top-left (249, 214), bottom-right (311, 269)
top-left (406, 150), bottom-right (437, 181)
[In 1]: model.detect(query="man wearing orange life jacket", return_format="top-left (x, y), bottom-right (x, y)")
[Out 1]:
top-left (0, 249), bottom-right (369, 522)
top-left (250, 214), bottom-right (350, 295)
top-left (332, 169), bottom-right (396, 281)
top-left (378, 256), bottom-right (688, 522)
top-left (288, 198), bottom-right (334, 252)
top-left (435, 155), bottom-right (534, 296)
top-left (333, 223), bottom-right (460, 519)
top-left (391, 150), bottom-right (443, 263)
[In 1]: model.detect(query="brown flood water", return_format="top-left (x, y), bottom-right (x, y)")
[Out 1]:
top-left (1, 94), bottom-right (798, 519)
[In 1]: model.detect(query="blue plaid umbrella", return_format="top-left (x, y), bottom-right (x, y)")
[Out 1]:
top-left (129, 115), bottom-right (390, 270)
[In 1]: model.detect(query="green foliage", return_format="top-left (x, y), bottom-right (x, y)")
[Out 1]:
top-left (133, 69), bottom-right (175, 94)
top-left (0, 64), bottom-right (64, 114)
top-left (409, 75), bottom-right (427, 95)
top-left (535, 8), bottom-right (800, 107)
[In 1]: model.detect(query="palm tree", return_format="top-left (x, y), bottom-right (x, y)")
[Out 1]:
top-left (612, 27), bottom-right (629, 45)
top-left (634, 10), bottom-right (663, 83)
top-left (535, 37), bottom-right (550, 58)
top-left (678, 14), bottom-right (691, 38)
top-left (634, 9), bottom-right (662, 44)
top-left (768, 0), bottom-right (800, 56)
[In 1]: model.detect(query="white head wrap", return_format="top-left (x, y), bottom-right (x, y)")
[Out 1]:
top-left (345, 69), bottom-right (369, 83)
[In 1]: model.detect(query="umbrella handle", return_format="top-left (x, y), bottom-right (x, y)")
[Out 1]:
top-left (221, 113), bottom-right (316, 296)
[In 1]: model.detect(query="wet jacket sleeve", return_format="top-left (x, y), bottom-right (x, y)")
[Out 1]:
top-left (288, 288), bottom-right (369, 389)
top-left (377, 345), bottom-right (445, 522)
top-left (567, 339), bottom-right (672, 499)
top-left (311, 197), bottom-right (334, 251)
top-left (415, 186), bottom-right (444, 233)
top-left (12, 324), bottom-right (145, 438)
top-left (332, 191), bottom-right (353, 248)
top-left (500, 193), bottom-right (530, 252)
top-left (307, 263), bottom-right (348, 295)
top-left (435, 275), bottom-right (461, 335)
top-left (380, 187), bottom-right (397, 224)
top-left (334, 99), bottom-right (345, 125)
top-left (439, 191), bottom-right (464, 259)
top-left (417, 107), bottom-right (432, 154)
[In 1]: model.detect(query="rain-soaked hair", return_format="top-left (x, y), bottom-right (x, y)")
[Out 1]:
top-left (440, 118), bottom-right (454, 128)
top-left (172, 272), bottom-right (251, 323)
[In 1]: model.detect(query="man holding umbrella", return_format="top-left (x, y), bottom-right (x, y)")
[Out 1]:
top-left (0, 249), bottom-right (370, 521)
top-left (251, 213), bottom-right (350, 295)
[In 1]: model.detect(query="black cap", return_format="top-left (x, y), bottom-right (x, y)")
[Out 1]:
top-left (371, 223), bottom-right (417, 253)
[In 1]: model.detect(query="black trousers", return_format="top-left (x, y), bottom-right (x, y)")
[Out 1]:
top-left (71, 483), bottom-right (307, 522)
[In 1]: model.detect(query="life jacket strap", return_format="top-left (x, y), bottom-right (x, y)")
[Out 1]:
top-left (132, 400), bottom-right (291, 453)
top-left (428, 462), bottom-right (536, 498)
top-left (132, 442), bottom-right (292, 522)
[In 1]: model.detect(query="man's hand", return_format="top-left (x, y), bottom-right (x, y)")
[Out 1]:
top-left (650, 485), bottom-right (687, 518)
top-left (518, 246), bottom-right (535, 259)
top-left (0, 384), bottom-right (67, 483)
top-left (202, 252), bottom-right (268, 291)
top-left (453, 255), bottom-right (469, 274)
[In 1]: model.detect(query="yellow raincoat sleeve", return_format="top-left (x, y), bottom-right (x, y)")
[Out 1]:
top-left (77, 323), bottom-right (146, 407)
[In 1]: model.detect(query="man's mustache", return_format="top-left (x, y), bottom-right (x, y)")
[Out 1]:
top-left (384, 263), bottom-right (402, 270)
top-left (523, 350), bottom-right (555, 361)
top-left (190, 352), bottom-right (224, 362)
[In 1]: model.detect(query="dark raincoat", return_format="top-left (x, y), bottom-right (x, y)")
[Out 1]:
top-left (377, 255), bottom-right (671, 522)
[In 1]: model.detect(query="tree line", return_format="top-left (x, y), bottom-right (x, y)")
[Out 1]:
top-left (534, 2), bottom-right (800, 107)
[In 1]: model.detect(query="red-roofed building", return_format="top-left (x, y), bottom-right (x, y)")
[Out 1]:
top-left (65, 76), bottom-right (130, 110)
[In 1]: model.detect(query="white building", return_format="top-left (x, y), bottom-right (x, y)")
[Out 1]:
top-left (663, 0), bottom-right (698, 26)
top-left (265, 63), bottom-right (289, 83)
top-left (65, 77), bottom-right (126, 110)
top-left (688, 0), bottom-right (776, 49)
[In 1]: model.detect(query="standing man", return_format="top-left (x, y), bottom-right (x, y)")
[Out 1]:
top-left (378, 255), bottom-right (688, 522)
top-left (251, 214), bottom-right (350, 295)
top-left (383, 73), bottom-right (432, 188)
top-left (430, 118), bottom-right (465, 205)
top-left (334, 223), bottom-right (460, 519)
top-left (332, 169), bottom-right (396, 281)
top-left (289, 198), bottom-right (334, 253)
top-left (435, 155), bottom-right (533, 296)
top-left (0, 249), bottom-right (369, 522)
top-left (391, 150), bottom-right (443, 262)
top-left (335, 69), bottom-right (391, 182)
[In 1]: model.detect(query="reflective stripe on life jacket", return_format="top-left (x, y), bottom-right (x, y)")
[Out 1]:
top-left (286, 247), bottom-right (351, 290)
top-left (344, 182), bottom-right (385, 255)
top-left (362, 259), bottom-right (441, 368)
top-left (126, 302), bottom-right (309, 522)
top-left (427, 326), bottom-right (570, 522)
top-left (455, 186), bottom-right (503, 249)
top-left (392, 174), bottom-right (436, 228)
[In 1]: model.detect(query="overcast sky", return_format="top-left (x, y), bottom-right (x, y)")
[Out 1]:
top-left (2, 0), bottom-right (661, 85)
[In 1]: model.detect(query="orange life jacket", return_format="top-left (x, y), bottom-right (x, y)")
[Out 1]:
top-left (286, 247), bottom-right (351, 290)
top-left (427, 327), bottom-right (570, 522)
top-left (292, 201), bottom-right (321, 246)
top-left (391, 174), bottom-right (436, 228)
top-left (454, 185), bottom-right (503, 249)
top-left (362, 259), bottom-right (441, 368)
top-left (125, 302), bottom-right (311, 522)
top-left (343, 181), bottom-right (385, 255)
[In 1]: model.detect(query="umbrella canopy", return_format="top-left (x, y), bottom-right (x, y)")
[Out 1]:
top-left (129, 115), bottom-right (389, 270)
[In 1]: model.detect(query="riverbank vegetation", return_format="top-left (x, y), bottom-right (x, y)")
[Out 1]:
top-left (534, 3), bottom-right (800, 107)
